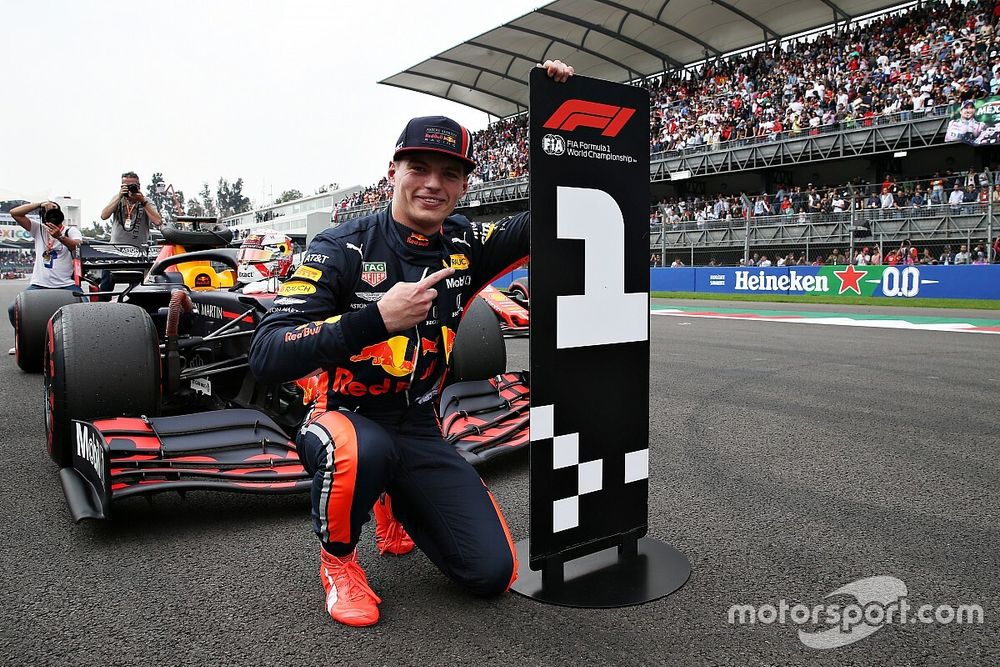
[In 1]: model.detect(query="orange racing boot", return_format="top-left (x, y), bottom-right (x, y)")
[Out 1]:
top-left (319, 549), bottom-right (381, 627)
top-left (373, 493), bottom-right (415, 556)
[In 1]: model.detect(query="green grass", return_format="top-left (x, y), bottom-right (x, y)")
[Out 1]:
top-left (650, 291), bottom-right (1000, 310)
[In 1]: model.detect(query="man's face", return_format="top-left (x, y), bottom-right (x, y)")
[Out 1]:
top-left (961, 105), bottom-right (975, 119)
top-left (389, 153), bottom-right (468, 233)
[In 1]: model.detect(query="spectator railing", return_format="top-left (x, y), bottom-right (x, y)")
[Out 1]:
top-left (650, 103), bottom-right (956, 163)
top-left (334, 175), bottom-right (530, 222)
top-left (659, 201), bottom-right (992, 235)
top-left (651, 203), bottom-right (995, 267)
top-left (651, 112), bottom-right (952, 181)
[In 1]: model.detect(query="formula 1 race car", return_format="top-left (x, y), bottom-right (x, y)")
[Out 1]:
top-left (12, 218), bottom-right (235, 373)
top-left (478, 275), bottom-right (530, 337)
top-left (40, 230), bottom-right (529, 521)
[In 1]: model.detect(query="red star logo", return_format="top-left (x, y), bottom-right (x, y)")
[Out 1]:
top-left (834, 265), bottom-right (865, 295)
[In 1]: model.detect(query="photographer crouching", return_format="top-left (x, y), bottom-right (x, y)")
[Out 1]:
top-left (6, 201), bottom-right (82, 353)
top-left (98, 171), bottom-right (161, 300)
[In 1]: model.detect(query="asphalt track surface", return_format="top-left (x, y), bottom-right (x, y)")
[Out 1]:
top-left (1, 279), bottom-right (997, 666)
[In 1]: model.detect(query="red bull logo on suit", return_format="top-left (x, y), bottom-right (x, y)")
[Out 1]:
top-left (350, 336), bottom-right (415, 377)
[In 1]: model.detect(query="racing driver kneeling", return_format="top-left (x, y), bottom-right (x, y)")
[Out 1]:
top-left (248, 58), bottom-right (574, 627)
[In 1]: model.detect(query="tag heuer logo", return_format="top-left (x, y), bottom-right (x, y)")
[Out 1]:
top-left (542, 134), bottom-right (565, 156)
top-left (361, 262), bottom-right (387, 287)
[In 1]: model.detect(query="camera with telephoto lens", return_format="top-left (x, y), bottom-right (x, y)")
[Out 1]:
top-left (127, 183), bottom-right (140, 194)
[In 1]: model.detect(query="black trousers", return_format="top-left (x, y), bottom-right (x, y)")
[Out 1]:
top-left (297, 404), bottom-right (517, 595)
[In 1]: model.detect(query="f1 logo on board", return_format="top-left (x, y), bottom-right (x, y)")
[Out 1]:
top-left (543, 100), bottom-right (636, 137)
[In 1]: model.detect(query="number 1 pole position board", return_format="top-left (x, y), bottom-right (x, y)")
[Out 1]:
top-left (527, 68), bottom-right (651, 570)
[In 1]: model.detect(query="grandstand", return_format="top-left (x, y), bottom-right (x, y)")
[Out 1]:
top-left (220, 185), bottom-right (362, 243)
top-left (334, 0), bottom-right (1000, 267)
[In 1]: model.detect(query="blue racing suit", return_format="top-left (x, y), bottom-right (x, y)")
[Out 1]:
top-left (248, 206), bottom-right (527, 594)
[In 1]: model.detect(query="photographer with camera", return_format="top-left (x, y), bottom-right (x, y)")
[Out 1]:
top-left (6, 200), bottom-right (82, 351)
top-left (98, 171), bottom-right (161, 299)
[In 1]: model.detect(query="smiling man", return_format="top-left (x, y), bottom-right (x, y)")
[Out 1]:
top-left (248, 60), bottom-right (574, 627)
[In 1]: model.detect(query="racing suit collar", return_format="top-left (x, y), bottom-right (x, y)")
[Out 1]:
top-left (392, 218), bottom-right (441, 251)
top-left (383, 209), bottom-right (447, 263)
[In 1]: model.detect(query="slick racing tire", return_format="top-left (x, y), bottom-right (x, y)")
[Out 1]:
top-left (508, 278), bottom-right (529, 307)
top-left (45, 303), bottom-right (160, 467)
top-left (14, 289), bottom-right (79, 373)
top-left (451, 296), bottom-right (506, 383)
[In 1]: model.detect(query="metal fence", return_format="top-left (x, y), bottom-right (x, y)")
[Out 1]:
top-left (651, 172), bottom-right (1000, 267)
top-left (650, 104), bottom-right (955, 162)
top-left (653, 236), bottom-right (995, 270)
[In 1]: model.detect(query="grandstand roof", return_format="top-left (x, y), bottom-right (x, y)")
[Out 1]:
top-left (380, 0), bottom-right (906, 118)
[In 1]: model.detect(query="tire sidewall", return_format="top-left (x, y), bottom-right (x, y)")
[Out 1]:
top-left (44, 303), bottom-right (160, 466)
top-left (451, 297), bottom-right (506, 382)
top-left (15, 289), bottom-right (78, 373)
top-left (44, 311), bottom-right (70, 466)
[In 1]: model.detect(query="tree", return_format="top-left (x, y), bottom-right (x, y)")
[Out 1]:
top-left (199, 183), bottom-right (217, 217)
top-left (80, 220), bottom-right (109, 239)
top-left (187, 198), bottom-right (205, 217)
top-left (274, 189), bottom-right (303, 205)
top-left (216, 177), bottom-right (252, 218)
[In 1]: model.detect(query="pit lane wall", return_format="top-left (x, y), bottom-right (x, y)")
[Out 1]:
top-left (650, 265), bottom-right (1000, 300)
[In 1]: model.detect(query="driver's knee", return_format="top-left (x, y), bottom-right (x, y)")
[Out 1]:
top-left (453, 548), bottom-right (516, 597)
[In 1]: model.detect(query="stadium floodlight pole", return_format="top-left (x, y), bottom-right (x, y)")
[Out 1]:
top-left (849, 184), bottom-right (856, 264)
top-left (740, 192), bottom-right (751, 265)
top-left (987, 168), bottom-right (994, 263)
top-left (660, 218), bottom-right (666, 267)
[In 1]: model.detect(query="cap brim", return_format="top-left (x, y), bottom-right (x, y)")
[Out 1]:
top-left (393, 147), bottom-right (476, 172)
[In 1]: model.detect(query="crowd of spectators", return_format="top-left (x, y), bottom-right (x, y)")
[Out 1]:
top-left (647, 0), bottom-right (1000, 154)
top-left (651, 167), bottom-right (1000, 228)
top-left (659, 236), bottom-right (1000, 267)
top-left (737, 238), bottom-right (996, 266)
top-left (335, 1), bottom-right (1000, 214)
top-left (465, 117), bottom-right (530, 185)
top-left (0, 250), bottom-right (33, 277)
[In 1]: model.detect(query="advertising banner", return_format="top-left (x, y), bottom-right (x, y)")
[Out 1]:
top-left (0, 221), bottom-right (38, 243)
top-left (945, 96), bottom-right (1000, 145)
top-left (652, 266), bottom-right (1000, 300)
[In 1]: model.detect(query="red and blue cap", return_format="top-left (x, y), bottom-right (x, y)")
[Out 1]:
top-left (393, 116), bottom-right (476, 173)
